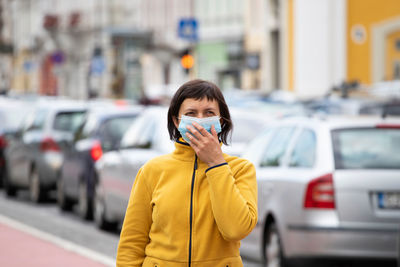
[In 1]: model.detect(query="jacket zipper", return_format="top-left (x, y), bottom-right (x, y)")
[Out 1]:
top-left (188, 155), bottom-right (197, 267)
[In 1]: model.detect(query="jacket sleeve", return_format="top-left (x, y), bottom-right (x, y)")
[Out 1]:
top-left (205, 160), bottom-right (258, 241)
top-left (116, 167), bottom-right (152, 267)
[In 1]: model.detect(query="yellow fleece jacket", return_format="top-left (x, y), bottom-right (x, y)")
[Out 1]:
top-left (117, 140), bottom-right (258, 267)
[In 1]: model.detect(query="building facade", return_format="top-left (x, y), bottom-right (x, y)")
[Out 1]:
top-left (248, 0), bottom-right (400, 98)
top-left (5, 0), bottom-right (399, 99)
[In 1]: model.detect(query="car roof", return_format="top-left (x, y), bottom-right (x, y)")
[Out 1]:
top-left (87, 105), bottom-right (143, 119)
top-left (274, 115), bottom-right (400, 130)
top-left (34, 99), bottom-right (88, 111)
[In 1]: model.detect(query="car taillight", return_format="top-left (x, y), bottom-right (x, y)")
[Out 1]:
top-left (40, 137), bottom-right (60, 152)
top-left (304, 173), bottom-right (335, 209)
top-left (0, 135), bottom-right (7, 149)
top-left (90, 141), bottom-right (103, 161)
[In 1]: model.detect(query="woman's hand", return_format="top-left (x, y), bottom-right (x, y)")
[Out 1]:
top-left (186, 122), bottom-right (226, 167)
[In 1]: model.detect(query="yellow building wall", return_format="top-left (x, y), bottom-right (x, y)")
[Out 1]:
top-left (347, 0), bottom-right (400, 84)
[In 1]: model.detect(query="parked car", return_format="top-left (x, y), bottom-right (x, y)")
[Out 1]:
top-left (222, 107), bottom-right (274, 156)
top-left (57, 106), bottom-right (142, 220)
top-left (3, 100), bottom-right (87, 202)
top-left (94, 106), bottom-right (174, 230)
top-left (240, 115), bottom-right (400, 266)
top-left (0, 98), bottom-right (34, 187)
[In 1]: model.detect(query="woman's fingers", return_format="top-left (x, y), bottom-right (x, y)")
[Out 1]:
top-left (186, 131), bottom-right (199, 146)
top-left (191, 122), bottom-right (211, 137)
top-left (210, 125), bottom-right (218, 138)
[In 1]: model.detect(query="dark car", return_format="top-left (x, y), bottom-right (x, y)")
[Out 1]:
top-left (57, 106), bottom-right (142, 220)
top-left (4, 100), bottom-right (87, 202)
top-left (0, 98), bottom-right (34, 187)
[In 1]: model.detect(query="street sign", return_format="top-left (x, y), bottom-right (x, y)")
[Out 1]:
top-left (178, 18), bottom-right (198, 42)
top-left (90, 56), bottom-right (105, 75)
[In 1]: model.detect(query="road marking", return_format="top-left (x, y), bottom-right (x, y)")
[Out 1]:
top-left (0, 214), bottom-right (116, 267)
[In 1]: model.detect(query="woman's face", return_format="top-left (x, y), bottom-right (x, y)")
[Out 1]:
top-left (173, 98), bottom-right (220, 128)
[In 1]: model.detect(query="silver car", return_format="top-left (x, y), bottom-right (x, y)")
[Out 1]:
top-left (240, 115), bottom-right (400, 266)
top-left (4, 100), bottom-right (87, 202)
top-left (94, 107), bottom-right (173, 230)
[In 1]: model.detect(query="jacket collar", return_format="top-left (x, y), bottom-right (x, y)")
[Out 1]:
top-left (171, 138), bottom-right (224, 162)
top-left (172, 138), bottom-right (197, 162)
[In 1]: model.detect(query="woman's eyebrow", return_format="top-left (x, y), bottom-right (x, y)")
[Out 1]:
top-left (183, 108), bottom-right (197, 112)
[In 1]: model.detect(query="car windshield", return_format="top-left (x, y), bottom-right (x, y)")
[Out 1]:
top-left (231, 117), bottom-right (267, 143)
top-left (332, 127), bottom-right (400, 169)
top-left (0, 105), bottom-right (33, 130)
top-left (53, 111), bottom-right (86, 132)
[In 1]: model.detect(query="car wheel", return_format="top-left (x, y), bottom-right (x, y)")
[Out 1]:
top-left (57, 177), bottom-right (73, 211)
top-left (29, 168), bottom-right (46, 203)
top-left (264, 222), bottom-right (288, 267)
top-left (94, 184), bottom-right (117, 231)
top-left (3, 168), bottom-right (17, 197)
top-left (78, 180), bottom-right (93, 220)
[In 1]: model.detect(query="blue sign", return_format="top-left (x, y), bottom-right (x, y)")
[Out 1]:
top-left (178, 18), bottom-right (198, 42)
top-left (51, 51), bottom-right (65, 64)
top-left (90, 56), bottom-right (106, 75)
top-left (23, 61), bottom-right (34, 72)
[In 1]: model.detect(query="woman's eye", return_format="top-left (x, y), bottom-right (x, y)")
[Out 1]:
top-left (185, 112), bottom-right (195, 116)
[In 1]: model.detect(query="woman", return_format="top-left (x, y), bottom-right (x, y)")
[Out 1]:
top-left (117, 79), bottom-right (258, 267)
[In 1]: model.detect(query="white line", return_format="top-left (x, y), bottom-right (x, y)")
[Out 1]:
top-left (0, 214), bottom-right (116, 267)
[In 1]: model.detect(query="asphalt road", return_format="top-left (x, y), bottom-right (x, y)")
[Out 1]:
top-left (0, 190), bottom-right (396, 267)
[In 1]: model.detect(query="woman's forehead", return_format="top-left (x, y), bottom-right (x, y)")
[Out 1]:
top-left (180, 98), bottom-right (218, 109)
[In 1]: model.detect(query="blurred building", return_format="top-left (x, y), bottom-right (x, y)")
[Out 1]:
top-left (246, 0), bottom-right (400, 98)
top-left (0, 0), bottom-right (14, 94)
top-left (4, 0), bottom-right (400, 99)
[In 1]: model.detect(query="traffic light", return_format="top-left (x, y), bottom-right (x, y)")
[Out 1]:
top-left (180, 49), bottom-right (194, 74)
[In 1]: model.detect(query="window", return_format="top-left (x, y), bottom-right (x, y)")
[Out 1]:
top-left (74, 115), bottom-right (97, 141)
top-left (53, 111), bottom-right (86, 132)
top-left (231, 117), bottom-right (267, 143)
top-left (332, 128), bottom-right (400, 169)
top-left (27, 109), bottom-right (47, 131)
top-left (260, 126), bottom-right (295, 167)
top-left (120, 113), bottom-right (156, 149)
top-left (289, 129), bottom-right (316, 168)
top-left (98, 116), bottom-right (137, 151)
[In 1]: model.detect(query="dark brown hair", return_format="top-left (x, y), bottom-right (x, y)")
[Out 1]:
top-left (167, 79), bottom-right (232, 145)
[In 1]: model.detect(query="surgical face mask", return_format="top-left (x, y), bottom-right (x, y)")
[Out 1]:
top-left (178, 115), bottom-right (222, 143)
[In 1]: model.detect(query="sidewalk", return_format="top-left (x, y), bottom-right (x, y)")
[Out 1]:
top-left (0, 216), bottom-right (114, 267)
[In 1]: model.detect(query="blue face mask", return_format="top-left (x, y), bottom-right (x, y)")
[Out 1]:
top-left (178, 115), bottom-right (222, 143)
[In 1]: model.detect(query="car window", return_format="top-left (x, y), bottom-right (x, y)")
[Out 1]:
top-left (26, 109), bottom-right (47, 131)
top-left (74, 115), bottom-right (97, 141)
top-left (260, 126), bottom-right (296, 167)
top-left (332, 128), bottom-right (400, 169)
top-left (289, 128), bottom-right (316, 168)
top-left (98, 116), bottom-right (138, 151)
top-left (53, 111), bottom-right (86, 132)
top-left (4, 106), bottom-right (32, 130)
top-left (120, 113), bottom-right (156, 149)
top-left (231, 117), bottom-right (267, 143)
